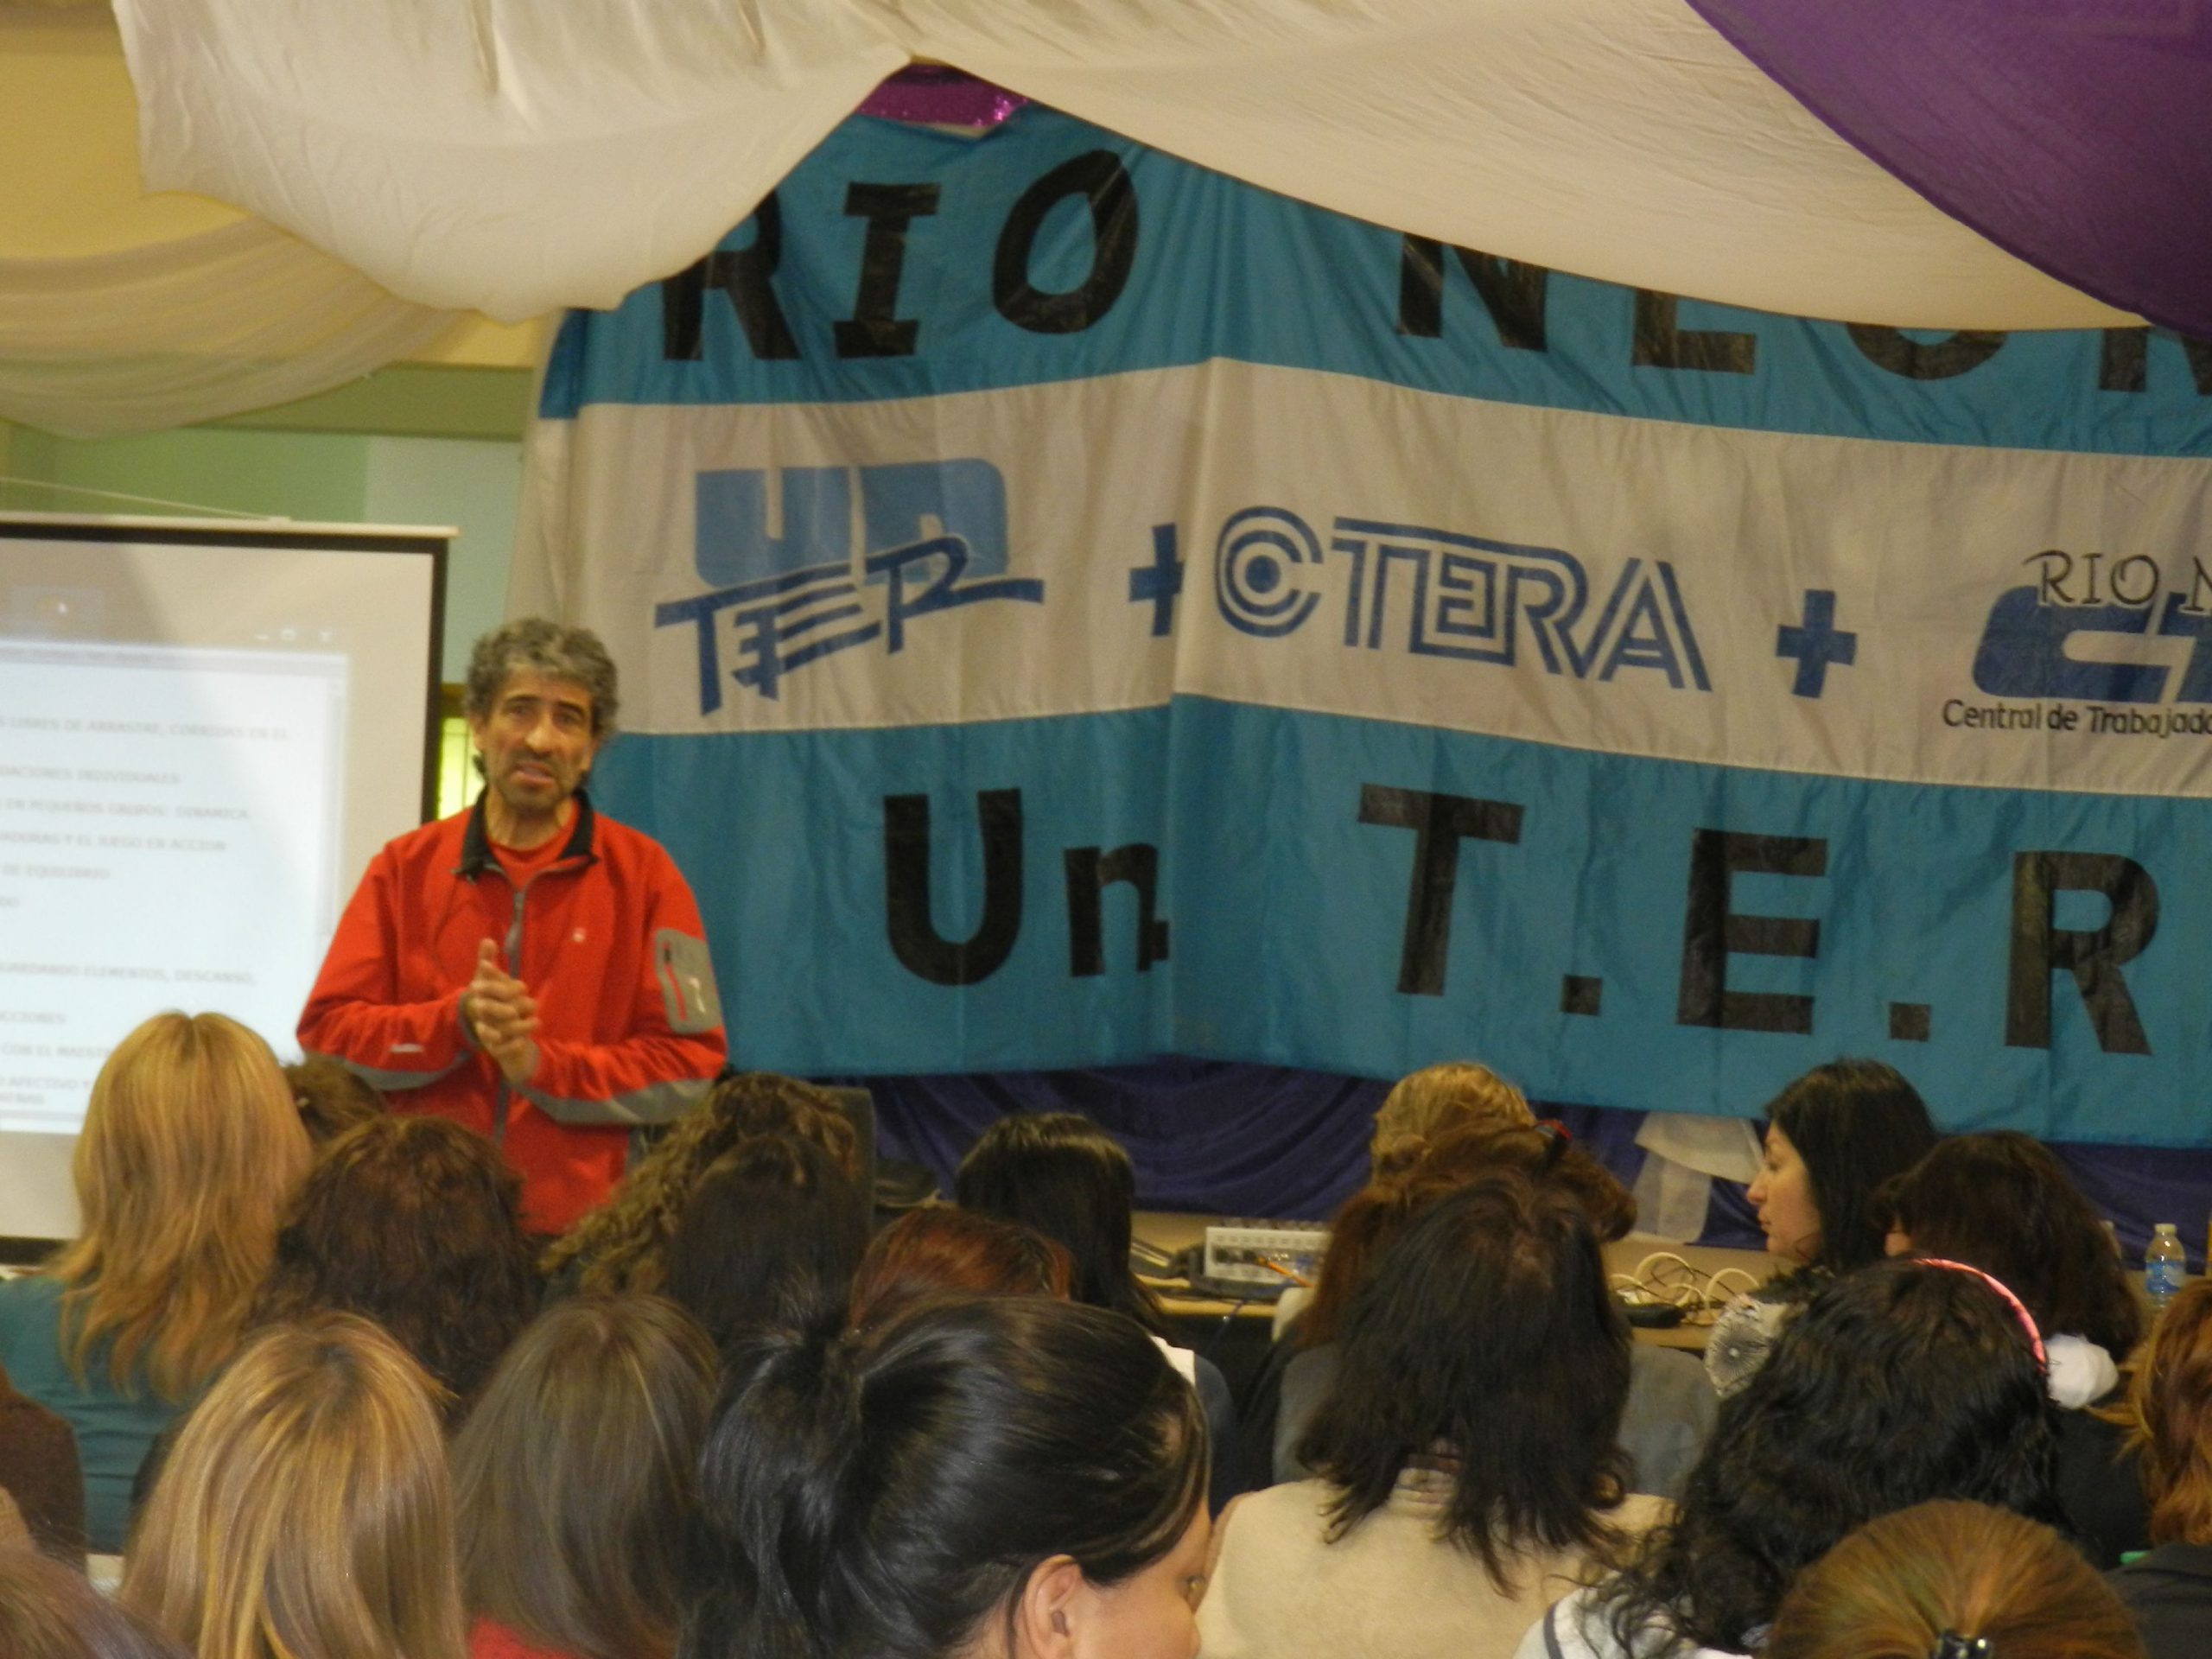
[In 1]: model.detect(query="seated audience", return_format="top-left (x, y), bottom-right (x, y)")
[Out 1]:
top-left (454, 1296), bottom-right (718, 1659)
top-left (280, 1057), bottom-right (385, 1144)
top-left (1367, 1060), bottom-right (1535, 1179)
top-left (846, 1206), bottom-right (1074, 1329)
top-left (665, 1133), bottom-right (872, 1349)
top-left (0, 1012), bottom-right (311, 1553)
top-left (681, 1295), bottom-right (1210, 1659)
top-left (1271, 1121), bottom-right (1714, 1498)
top-left (0, 1541), bottom-right (189, 1659)
top-left (253, 1114), bottom-right (542, 1419)
top-left (1704, 1058), bottom-right (1939, 1395)
top-left (956, 1110), bottom-right (1239, 1503)
top-left (2109, 1278), bottom-right (2212, 1656)
top-left (1879, 1128), bottom-right (2147, 1564)
top-left (1766, 1499), bottom-right (2143, 1659)
top-left (1521, 1257), bottom-right (2063, 1659)
top-left (0, 1356), bottom-right (85, 1560)
top-left (123, 1313), bottom-right (466, 1659)
top-left (1201, 1173), bottom-right (1664, 1659)
top-left (543, 1071), bottom-right (861, 1296)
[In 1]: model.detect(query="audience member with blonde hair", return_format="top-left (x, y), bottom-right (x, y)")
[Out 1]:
top-left (0, 1012), bottom-right (312, 1551)
top-left (454, 1296), bottom-right (718, 1659)
top-left (543, 1071), bottom-right (861, 1296)
top-left (123, 1313), bottom-right (464, 1659)
top-left (2110, 1277), bottom-right (2212, 1656)
top-left (1369, 1061), bottom-right (1534, 1179)
top-left (1767, 1500), bottom-right (2142, 1659)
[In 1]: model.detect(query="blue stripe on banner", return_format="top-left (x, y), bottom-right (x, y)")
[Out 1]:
top-left (541, 108), bottom-right (2212, 457)
top-left (597, 698), bottom-right (2212, 1146)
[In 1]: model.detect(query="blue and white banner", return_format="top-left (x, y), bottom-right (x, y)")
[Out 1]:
top-left (516, 107), bottom-right (2212, 1144)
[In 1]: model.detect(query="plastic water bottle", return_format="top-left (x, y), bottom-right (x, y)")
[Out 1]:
top-left (2146, 1223), bottom-right (2186, 1314)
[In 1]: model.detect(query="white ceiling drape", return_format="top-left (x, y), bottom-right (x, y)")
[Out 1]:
top-left (111, 0), bottom-right (2134, 330)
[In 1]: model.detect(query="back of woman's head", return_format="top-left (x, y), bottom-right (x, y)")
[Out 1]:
top-left (545, 1071), bottom-right (861, 1296)
top-left (683, 1296), bottom-right (1208, 1659)
top-left (952, 1113), bottom-right (1159, 1327)
top-left (1300, 1120), bottom-right (1630, 1348)
top-left (123, 1313), bottom-right (464, 1659)
top-left (1302, 1173), bottom-right (1631, 1586)
top-left (1765, 1058), bottom-right (1940, 1274)
top-left (1765, 1500), bottom-right (2144, 1659)
top-left (1880, 1130), bottom-right (2141, 1359)
top-left (1600, 1256), bottom-right (2061, 1654)
top-left (2125, 1277), bottom-right (2212, 1546)
top-left (1, 1544), bottom-right (188, 1659)
top-left (666, 1133), bottom-right (871, 1347)
top-left (1370, 1061), bottom-right (1535, 1178)
top-left (279, 1058), bottom-right (385, 1145)
top-left (254, 1114), bottom-right (541, 1414)
top-left (53, 1011), bottom-right (313, 1399)
top-left (454, 1296), bottom-right (718, 1659)
top-left (847, 1206), bottom-right (1073, 1329)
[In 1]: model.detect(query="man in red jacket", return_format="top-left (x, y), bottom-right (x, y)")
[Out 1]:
top-left (299, 618), bottom-right (726, 1234)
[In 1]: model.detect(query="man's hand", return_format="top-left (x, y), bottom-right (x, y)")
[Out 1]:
top-left (462, 938), bottom-right (542, 1084)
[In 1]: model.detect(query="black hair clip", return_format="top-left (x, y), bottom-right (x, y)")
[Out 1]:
top-left (1535, 1119), bottom-right (1572, 1170)
top-left (1933, 1633), bottom-right (1992, 1659)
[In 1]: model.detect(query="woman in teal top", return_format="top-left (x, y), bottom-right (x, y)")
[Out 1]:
top-left (0, 1011), bottom-right (311, 1552)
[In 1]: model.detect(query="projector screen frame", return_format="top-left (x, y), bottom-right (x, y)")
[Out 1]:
top-left (0, 512), bottom-right (452, 1252)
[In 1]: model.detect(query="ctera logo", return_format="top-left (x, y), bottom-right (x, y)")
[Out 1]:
top-left (1213, 506), bottom-right (1711, 691)
top-left (1972, 550), bottom-right (2212, 706)
top-left (657, 460), bottom-right (1043, 710)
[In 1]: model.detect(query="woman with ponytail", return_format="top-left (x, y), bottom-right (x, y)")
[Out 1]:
top-left (682, 1295), bottom-right (1211, 1659)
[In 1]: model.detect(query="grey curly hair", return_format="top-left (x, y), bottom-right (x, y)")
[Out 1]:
top-left (463, 618), bottom-right (620, 738)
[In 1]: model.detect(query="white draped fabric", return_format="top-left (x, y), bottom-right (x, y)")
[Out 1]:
top-left (112, 0), bottom-right (2133, 330)
top-left (0, 219), bottom-right (467, 441)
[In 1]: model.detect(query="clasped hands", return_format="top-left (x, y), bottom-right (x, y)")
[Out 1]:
top-left (461, 938), bottom-right (542, 1084)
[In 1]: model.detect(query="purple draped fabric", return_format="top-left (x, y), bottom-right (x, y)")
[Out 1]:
top-left (1686, 0), bottom-right (2212, 339)
top-left (857, 67), bottom-right (1028, 130)
top-left (853, 1058), bottom-right (2212, 1269)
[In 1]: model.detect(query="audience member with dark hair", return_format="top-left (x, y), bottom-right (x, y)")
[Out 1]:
top-left (1202, 1174), bottom-right (1663, 1659)
top-left (2109, 1277), bottom-right (2212, 1656)
top-left (280, 1057), bottom-right (385, 1145)
top-left (1522, 1257), bottom-right (2063, 1659)
top-left (0, 1357), bottom-right (86, 1560)
top-left (454, 1296), bottom-right (718, 1659)
top-left (847, 1206), bottom-right (1073, 1329)
top-left (1880, 1129), bottom-right (2147, 1564)
top-left (682, 1295), bottom-right (1210, 1659)
top-left (0, 1012), bottom-right (311, 1552)
top-left (956, 1111), bottom-right (1240, 1503)
top-left (253, 1114), bottom-right (542, 1417)
top-left (1767, 1500), bottom-right (2143, 1659)
top-left (1703, 1058), bottom-right (1939, 1395)
top-left (124, 1313), bottom-right (466, 1659)
top-left (543, 1072), bottom-right (861, 1296)
top-left (664, 1133), bottom-right (871, 1348)
top-left (0, 1541), bottom-right (189, 1659)
top-left (1268, 1122), bottom-right (1715, 1499)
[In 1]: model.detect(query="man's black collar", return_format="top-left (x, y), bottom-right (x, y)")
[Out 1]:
top-left (458, 788), bottom-right (598, 879)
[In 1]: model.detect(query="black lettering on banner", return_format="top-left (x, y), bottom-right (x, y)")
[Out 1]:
top-left (1395, 238), bottom-right (1549, 349)
top-left (661, 192), bottom-right (800, 362)
top-left (2005, 851), bottom-right (2158, 1054)
top-left (1676, 830), bottom-right (1827, 1034)
top-left (836, 182), bottom-right (942, 358)
top-left (1846, 324), bottom-right (2007, 380)
top-left (2098, 328), bottom-right (2212, 395)
top-left (1632, 292), bottom-right (1758, 374)
top-left (1064, 844), bottom-right (1170, 976)
top-left (993, 151), bottom-right (1140, 334)
top-left (1358, 785), bottom-right (1524, 997)
top-left (883, 791), bottom-right (1024, 986)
